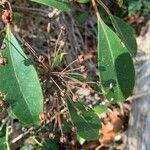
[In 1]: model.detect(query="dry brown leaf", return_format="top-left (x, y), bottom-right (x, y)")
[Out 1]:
top-left (100, 109), bottom-right (124, 144)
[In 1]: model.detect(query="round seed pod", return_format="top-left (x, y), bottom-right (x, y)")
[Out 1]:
top-left (71, 126), bottom-right (77, 133)
top-left (60, 26), bottom-right (66, 32)
top-left (39, 112), bottom-right (47, 122)
top-left (60, 135), bottom-right (67, 143)
top-left (49, 132), bottom-right (56, 139)
top-left (38, 55), bottom-right (45, 63)
top-left (78, 55), bottom-right (85, 63)
top-left (72, 95), bottom-right (78, 102)
top-left (1, 10), bottom-right (12, 24)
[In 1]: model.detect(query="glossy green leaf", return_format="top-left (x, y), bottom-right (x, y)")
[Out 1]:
top-left (52, 53), bottom-right (67, 69)
top-left (67, 98), bottom-right (101, 141)
top-left (110, 15), bottom-right (137, 57)
top-left (0, 25), bottom-right (43, 125)
top-left (98, 19), bottom-right (135, 102)
top-left (31, 0), bottom-right (73, 12)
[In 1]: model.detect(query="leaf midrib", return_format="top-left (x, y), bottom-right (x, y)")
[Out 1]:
top-left (8, 32), bottom-right (34, 123)
top-left (99, 20), bottom-right (120, 99)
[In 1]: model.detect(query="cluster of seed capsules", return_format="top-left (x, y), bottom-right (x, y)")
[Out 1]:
top-left (39, 111), bottom-right (77, 144)
top-left (37, 54), bottom-right (91, 143)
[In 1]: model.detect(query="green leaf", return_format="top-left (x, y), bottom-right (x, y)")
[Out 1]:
top-left (77, 0), bottom-right (90, 3)
top-left (43, 138), bottom-right (59, 150)
top-left (31, 0), bottom-right (73, 12)
top-left (0, 136), bottom-right (7, 150)
top-left (0, 25), bottom-right (43, 126)
top-left (52, 53), bottom-right (67, 69)
top-left (0, 125), bottom-right (10, 150)
top-left (98, 19), bottom-right (135, 102)
top-left (116, 0), bottom-right (123, 7)
top-left (77, 12), bottom-right (88, 25)
top-left (110, 15), bottom-right (137, 57)
top-left (76, 134), bottom-right (86, 145)
top-left (128, 1), bottom-right (142, 16)
top-left (20, 144), bottom-right (34, 150)
top-left (143, 1), bottom-right (150, 8)
top-left (67, 73), bottom-right (93, 83)
top-left (67, 98), bottom-right (101, 141)
top-left (93, 105), bottom-right (107, 115)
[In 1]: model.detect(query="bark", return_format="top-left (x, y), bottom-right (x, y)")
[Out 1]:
top-left (126, 20), bottom-right (150, 150)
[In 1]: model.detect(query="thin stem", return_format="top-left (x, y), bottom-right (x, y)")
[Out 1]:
top-left (96, 0), bottom-right (111, 15)
top-left (55, 96), bottom-right (62, 134)
top-left (47, 47), bottom-right (52, 66)
top-left (53, 111), bottom-right (58, 131)
top-left (63, 75), bottom-right (83, 85)
top-left (12, 6), bottom-right (50, 18)
top-left (63, 67), bottom-right (81, 73)
top-left (0, 116), bottom-right (10, 131)
top-left (22, 38), bottom-right (37, 58)
top-left (46, 38), bottom-right (52, 67)
top-left (51, 43), bottom-right (64, 68)
top-left (21, 38), bottom-right (49, 70)
top-left (50, 77), bottom-right (62, 91)
top-left (10, 128), bottom-right (34, 144)
top-left (54, 30), bottom-right (63, 57)
top-left (92, 0), bottom-right (102, 22)
top-left (61, 59), bottom-right (78, 73)
top-left (6, 124), bottom-right (11, 150)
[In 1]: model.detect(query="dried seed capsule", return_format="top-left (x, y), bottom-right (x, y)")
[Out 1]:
top-left (82, 84), bottom-right (88, 89)
top-left (59, 40), bottom-right (65, 47)
top-left (39, 112), bottom-right (47, 122)
top-left (47, 111), bottom-right (51, 119)
top-left (60, 135), bottom-right (67, 143)
top-left (1, 10), bottom-right (12, 24)
top-left (78, 55), bottom-right (85, 63)
top-left (0, 99), bottom-right (9, 111)
top-left (0, 57), bottom-right (8, 65)
top-left (0, 43), bottom-right (6, 51)
top-left (60, 89), bottom-right (65, 97)
top-left (60, 26), bottom-right (66, 31)
top-left (80, 65), bottom-right (85, 73)
top-left (72, 95), bottom-right (78, 102)
top-left (49, 132), bottom-right (56, 139)
top-left (38, 55), bottom-right (45, 63)
top-left (71, 126), bottom-right (77, 133)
